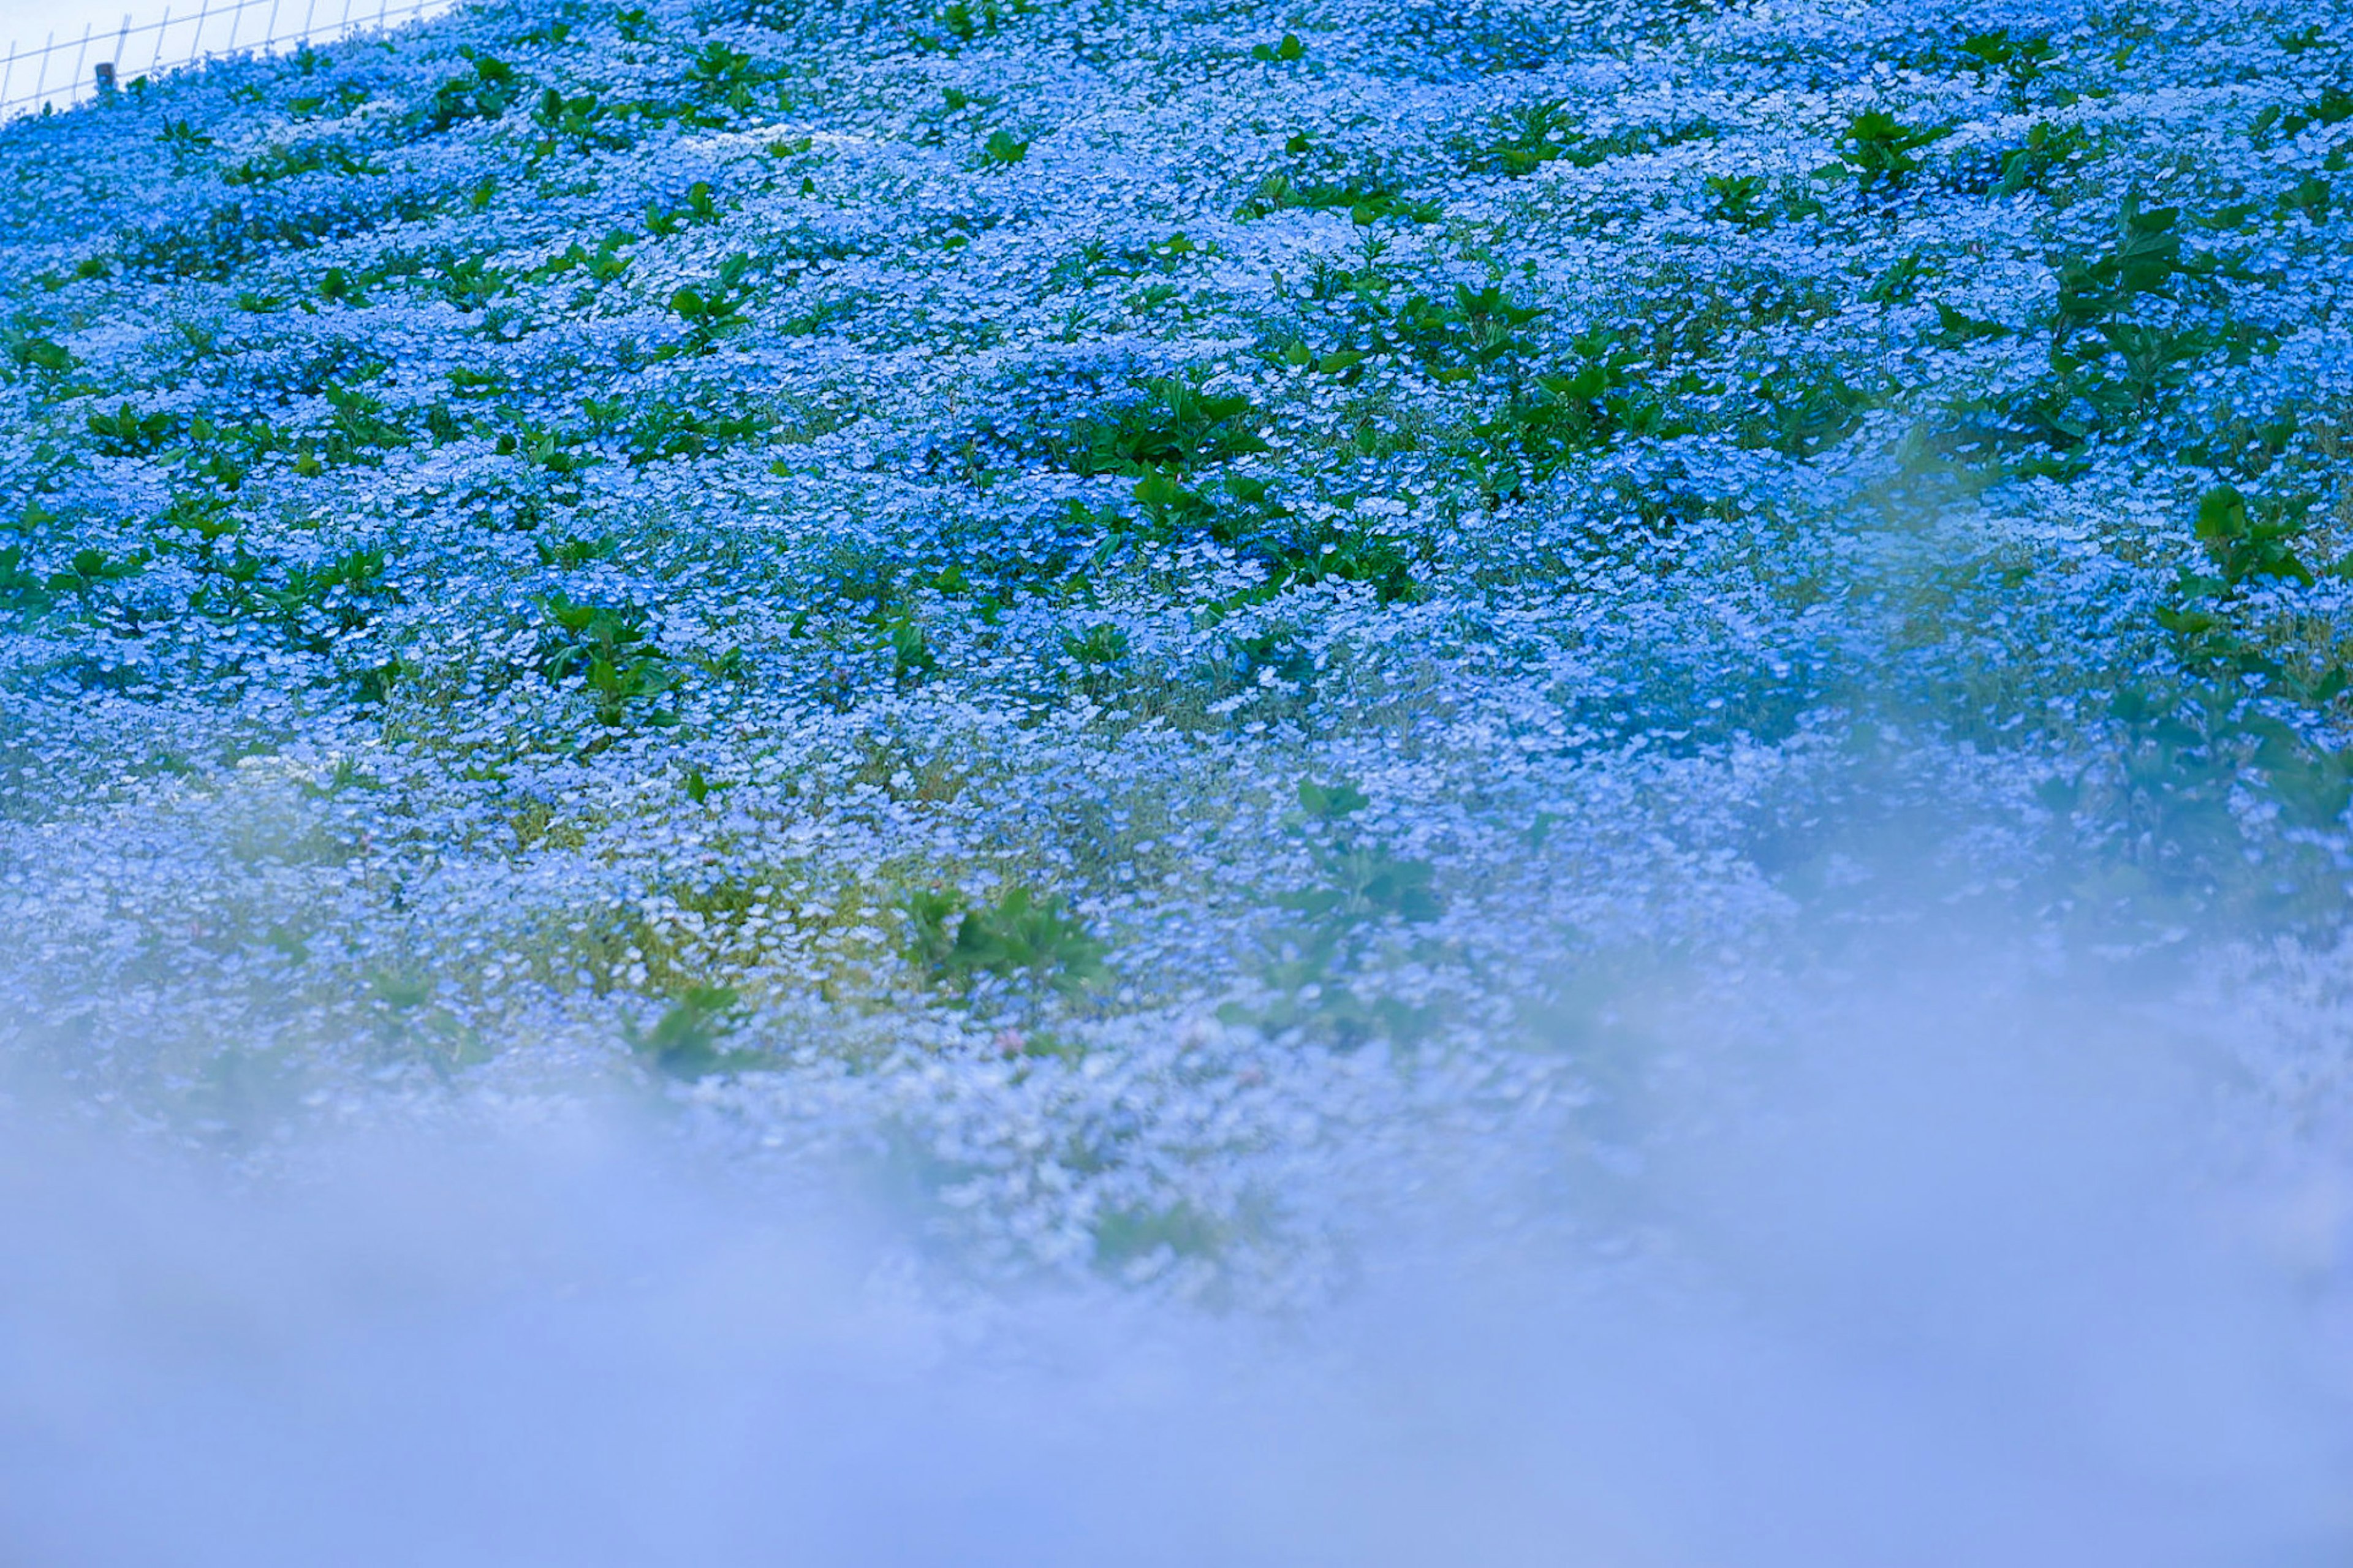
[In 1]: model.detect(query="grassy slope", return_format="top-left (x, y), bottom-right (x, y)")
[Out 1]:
top-left (0, 0), bottom-right (2349, 1292)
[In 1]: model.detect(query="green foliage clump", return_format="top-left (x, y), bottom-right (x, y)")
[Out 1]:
top-left (1220, 780), bottom-right (1446, 1050)
top-left (624, 983), bottom-right (760, 1078)
top-left (1822, 110), bottom-right (1949, 194)
top-left (537, 592), bottom-right (678, 727)
top-left (667, 254), bottom-right (757, 353)
top-left (901, 884), bottom-right (1107, 996)
top-left (1064, 376), bottom-right (1267, 476)
top-left (416, 50), bottom-right (518, 135)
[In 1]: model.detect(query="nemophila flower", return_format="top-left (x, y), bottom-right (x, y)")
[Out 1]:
top-left (0, 0), bottom-right (2347, 1292)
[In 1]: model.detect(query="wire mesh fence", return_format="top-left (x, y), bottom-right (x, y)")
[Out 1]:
top-left (1, 0), bottom-right (453, 122)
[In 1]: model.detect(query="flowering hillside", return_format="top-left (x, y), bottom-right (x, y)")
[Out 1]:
top-left (1, 0), bottom-right (2350, 1308)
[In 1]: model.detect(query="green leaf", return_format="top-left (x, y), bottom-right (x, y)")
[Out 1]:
top-left (2194, 484), bottom-right (2248, 543)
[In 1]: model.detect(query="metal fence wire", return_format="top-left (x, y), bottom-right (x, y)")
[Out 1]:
top-left (1, 0), bottom-right (452, 121)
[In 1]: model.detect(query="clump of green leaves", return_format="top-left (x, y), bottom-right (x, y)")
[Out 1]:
top-left (1993, 118), bottom-right (2093, 197)
top-left (537, 592), bottom-right (677, 727)
top-left (531, 88), bottom-right (629, 156)
top-left (222, 140), bottom-right (386, 187)
top-left (624, 983), bottom-right (761, 1078)
top-left (1461, 102), bottom-right (1713, 179)
top-left (415, 50), bottom-right (517, 136)
top-left (265, 545), bottom-right (396, 654)
top-left (1822, 110), bottom-right (1949, 194)
top-left (901, 885), bottom-right (1107, 996)
top-left (2054, 485), bottom-right (2353, 933)
top-left (684, 39), bottom-right (783, 118)
top-left (86, 402), bottom-right (181, 456)
top-left (1236, 165), bottom-right (1439, 225)
top-left (646, 180), bottom-right (722, 235)
top-left (529, 229), bottom-right (637, 298)
top-left (667, 253), bottom-right (757, 353)
top-left (1218, 779), bottom-right (1446, 1048)
top-left (1955, 28), bottom-right (2057, 97)
top-left (1064, 375), bottom-right (1267, 476)
top-left (1094, 1201), bottom-right (1226, 1274)
top-left (0, 544), bottom-right (55, 616)
top-left (3, 328), bottom-right (74, 381)
top-left (1472, 326), bottom-right (1681, 482)
top-left (1279, 780), bottom-right (1444, 926)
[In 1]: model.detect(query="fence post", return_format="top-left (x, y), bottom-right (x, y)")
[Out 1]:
top-left (94, 60), bottom-right (116, 96)
top-left (150, 6), bottom-right (170, 70)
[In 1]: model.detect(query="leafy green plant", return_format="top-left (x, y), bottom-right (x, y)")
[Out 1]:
top-left (1063, 376), bottom-right (1267, 476)
top-left (416, 50), bottom-right (517, 135)
top-left (1741, 364), bottom-right (1866, 458)
top-left (86, 402), bottom-right (181, 456)
top-left (601, 399), bottom-right (767, 464)
top-left (529, 229), bottom-right (637, 291)
top-left (1218, 779), bottom-right (1446, 1048)
top-left (1061, 621), bottom-right (1130, 667)
top-left (3, 328), bottom-right (72, 379)
top-left (1705, 173), bottom-right (1771, 227)
top-left (1994, 118), bottom-right (2091, 197)
top-left (1471, 327), bottom-right (1678, 479)
top-left (1467, 97), bottom-right (1572, 176)
top-left (901, 885), bottom-right (1107, 996)
top-left (1461, 102), bottom-right (1713, 179)
top-left (264, 546), bottom-right (395, 654)
top-left (1235, 168), bottom-right (1439, 224)
top-left (317, 383), bottom-right (413, 465)
top-left (923, 0), bottom-right (1025, 49)
top-left (623, 983), bottom-right (760, 1078)
top-left (1822, 109), bottom-right (1949, 194)
top-left (531, 88), bottom-right (629, 156)
top-left (1094, 1202), bottom-right (1225, 1273)
top-left (0, 544), bottom-right (52, 615)
top-left (646, 180), bottom-right (722, 235)
top-left (2052, 485), bottom-right (2353, 933)
top-left (885, 614), bottom-right (937, 688)
top-left (495, 420), bottom-right (598, 482)
top-left (222, 140), bottom-right (386, 186)
top-left (980, 128), bottom-right (1029, 165)
top-left (537, 592), bottom-right (677, 726)
top-left (687, 39), bottom-right (779, 114)
top-left (45, 546), bottom-right (145, 603)
top-left (429, 251), bottom-right (510, 312)
top-left (2256, 84), bottom-right (2353, 146)
top-left (535, 532), bottom-right (616, 567)
top-left (1278, 779), bottom-right (1444, 925)
top-left (1955, 28), bottom-right (2056, 95)
top-left (667, 253), bottom-right (757, 352)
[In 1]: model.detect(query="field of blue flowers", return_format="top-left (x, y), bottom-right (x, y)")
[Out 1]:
top-left (1, 0), bottom-right (2349, 1306)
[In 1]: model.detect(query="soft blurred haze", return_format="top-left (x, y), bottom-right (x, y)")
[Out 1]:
top-left (4, 959), bottom-right (2350, 1567)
